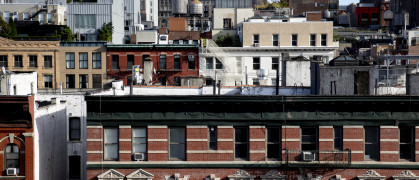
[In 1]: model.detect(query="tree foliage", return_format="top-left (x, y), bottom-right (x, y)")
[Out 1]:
top-left (214, 33), bottom-right (241, 47)
top-left (60, 26), bottom-right (75, 42)
top-left (97, 22), bottom-right (113, 42)
top-left (254, 1), bottom-right (289, 10)
top-left (8, 17), bottom-right (17, 37)
top-left (0, 17), bottom-right (11, 37)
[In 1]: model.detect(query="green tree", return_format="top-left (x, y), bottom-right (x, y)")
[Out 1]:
top-left (60, 26), bottom-right (75, 42)
top-left (8, 17), bottom-right (17, 37)
top-left (97, 22), bottom-right (113, 42)
top-left (0, 17), bottom-right (11, 37)
top-left (214, 33), bottom-right (241, 47)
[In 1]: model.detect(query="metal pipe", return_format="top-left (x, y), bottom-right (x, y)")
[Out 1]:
top-left (245, 66), bottom-right (248, 85)
top-left (217, 80), bottom-right (221, 95)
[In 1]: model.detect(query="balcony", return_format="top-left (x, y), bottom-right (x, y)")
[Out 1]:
top-left (284, 149), bottom-right (351, 168)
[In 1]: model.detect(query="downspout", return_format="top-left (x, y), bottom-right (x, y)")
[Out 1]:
top-left (54, 49), bottom-right (57, 93)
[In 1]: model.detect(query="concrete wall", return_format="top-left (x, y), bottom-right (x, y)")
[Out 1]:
top-left (35, 94), bottom-right (87, 180)
top-left (319, 66), bottom-right (374, 95)
top-left (0, 4), bottom-right (66, 25)
top-left (285, 60), bottom-right (311, 87)
top-left (1, 72), bottom-right (37, 95)
top-left (408, 73), bottom-right (419, 95)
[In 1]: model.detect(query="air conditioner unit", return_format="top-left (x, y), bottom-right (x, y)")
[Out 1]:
top-left (302, 151), bottom-right (316, 161)
top-left (133, 153), bottom-right (145, 161)
top-left (6, 168), bottom-right (17, 176)
top-left (253, 43), bottom-right (260, 47)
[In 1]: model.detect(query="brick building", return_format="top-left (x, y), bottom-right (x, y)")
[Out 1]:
top-left (356, 4), bottom-right (380, 28)
top-left (0, 96), bottom-right (35, 180)
top-left (86, 96), bottom-right (419, 180)
top-left (106, 44), bottom-right (200, 86)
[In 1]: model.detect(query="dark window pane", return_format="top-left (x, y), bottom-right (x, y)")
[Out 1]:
top-left (112, 55), bottom-right (119, 69)
top-left (69, 156), bottom-right (81, 179)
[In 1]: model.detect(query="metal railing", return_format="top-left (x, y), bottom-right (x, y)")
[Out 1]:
top-left (285, 149), bottom-right (351, 168)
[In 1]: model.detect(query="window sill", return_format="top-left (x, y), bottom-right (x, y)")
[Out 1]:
top-left (13, 67), bottom-right (23, 69)
top-left (0, 176), bottom-right (25, 179)
top-left (43, 67), bottom-right (53, 69)
top-left (28, 67), bottom-right (38, 69)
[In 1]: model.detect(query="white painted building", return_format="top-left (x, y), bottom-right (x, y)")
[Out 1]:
top-left (141, 0), bottom-right (158, 28)
top-left (0, 2), bottom-right (66, 25)
top-left (67, 0), bottom-right (141, 44)
top-left (34, 94), bottom-right (87, 180)
top-left (0, 71), bottom-right (37, 95)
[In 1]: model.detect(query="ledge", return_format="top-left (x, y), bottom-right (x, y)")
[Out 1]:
top-left (0, 176), bottom-right (25, 179)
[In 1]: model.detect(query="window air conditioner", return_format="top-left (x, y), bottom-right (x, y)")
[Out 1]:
top-left (6, 168), bottom-right (17, 176)
top-left (302, 151), bottom-right (316, 161)
top-left (133, 153), bottom-right (145, 161)
top-left (253, 43), bottom-right (260, 47)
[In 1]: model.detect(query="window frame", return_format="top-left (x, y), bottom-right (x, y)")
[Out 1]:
top-left (301, 127), bottom-right (318, 151)
top-left (66, 53), bottom-right (75, 69)
top-left (310, 34), bottom-right (316, 46)
top-left (206, 57), bottom-right (213, 69)
top-left (69, 117), bottom-right (81, 141)
top-left (104, 127), bottom-right (119, 161)
top-left (69, 155), bottom-right (81, 179)
top-left (174, 54), bottom-right (181, 70)
top-left (267, 127), bottom-right (281, 160)
top-left (253, 57), bottom-right (260, 70)
top-left (44, 75), bottom-right (53, 88)
top-left (168, 127), bottom-right (186, 161)
top-left (44, 55), bottom-right (52, 68)
top-left (92, 53), bottom-right (101, 69)
top-left (0, 55), bottom-right (8, 67)
top-left (364, 126), bottom-right (380, 161)
top-left (29, 55), bottom-right (37, 68)
top-left (14, 55), bottom-right (22, 68)
top-left (208, 126), bottom-right (217, 150)
top-left (79, 74), bottom-right (89, 89)
top-left (399, 126), bottom-right (414, 161)
top-left (234, 127), bottom-right (249, 160)
top-left (159, 54), bottom-right (167, 70)
top-left (188, 54), bottom-right (195, 70)
top-left (79, 53), bottom-right (88, 69)
top-left (253, 34), bottom-right (259, 44)
top-left (92, 74), bottom-right (102, 89)
top-left (321, 34), bottom-right (327, 46)
top-left (272, 57), bottom-right (279, 70)
top-left (223, 18), bottom-right (232, 29)
top-left (132, 127), bottom-right (147, 161)
top-left (333, 126), bottom-right (343, 150)
top-left (66, 74), bottom-right (76, 89)
top-left (292, 34), bottom-right (298, 46)
top-left (215, 59), bottom-right (223, 69)
top-left (273, 34), bottom-right (279, 46)
top-left (4, 144), bottom-right (19, 170)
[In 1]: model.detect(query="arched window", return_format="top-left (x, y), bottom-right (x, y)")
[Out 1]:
top-left (5, 144), bottom-right (19, 169)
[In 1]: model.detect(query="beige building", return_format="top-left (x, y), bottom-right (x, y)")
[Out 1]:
top-left (0, 37), bottom-right (60, 90)
top-left (212, 8), bottom-right (254, 39)
top-left (0, 3), bottom-right (66, 25)
top-left (59, 42), bottom-right (107, 89)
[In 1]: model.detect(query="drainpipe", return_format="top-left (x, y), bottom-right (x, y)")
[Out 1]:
top-left (54, 49), bottom-right (57, 93)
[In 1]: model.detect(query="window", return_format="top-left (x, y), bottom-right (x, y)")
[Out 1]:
top-left (132, 128), bottom-right (147, 160)
top-left (223, 18), bottom-right (231, 29)
top-left (23, 13), bottom-right (29, 20)
top-left (174, 54), bottom-right (181, 70)
top-left (79, 53), bottom-right (88, 69)
top-left (14, 55), bottom-right (22, 67)
top-left (208, 126), bottom-right (217, 150)
top-left (74, 14), bottom-right (96, 29)
top-left (234, 127), bottom-right (248, 160)
top-left (400, 127), bottom-right (414, 161)
top-left (334, 126), bottom-right (343, 150)
top-left (216, 59), bottom-right (223, 69)
top-left (273, 34), bottom-right (279, 46)
top-left (253, 57), bottom-right (260, 70)
top-left (44, 75), bottom-right (53, 88)
top-left (253, 34), bottom-right (259, 44)
top-left (206, 57), bottom-right (213, 69)
top-left (3, 12), bottom-right (10, 23)
top-left (301, 127), bottom-right (318, 151)
top-left (188, 54), bottom-right (195, 70)
top-left (169, 127), bottom-right (185, 160)
top-left (69, 117), bottom-right (81, 141)
top-left (79, 75), bottom-right (88, 88)
top-left (272, 57), bottom-right (279, 70)
top-left (321, 34), bottom-right (327, 46)
top-left (160, 54), bottom-right (166, 69)
top-left (39, 13), bottom-right (44, 24)
top-left (104, 128), bottom-right (118, 160)
top-left (69, 156), bottom-right (81, 179)
top-left (292, 34), bottom-right (298, 46)
top-left (112, 55), bottom-right (119, 70)
top-left (371, 13), bottom-right (379, 25)
top-left (47, 13), bottom-right (52, 24)
top-left (267, 127), bottom-right (281, 160)
top-left (127, 55), bottom-right (134, 70)
top-left (174, 77), bottom-right (181, 86)
top-left (92, 74), bottom-right (102, 88)
top-left (44, 56), bottom-right (52, 68)
top-left (253, 78), bottom-right (259, 86)
top-left (361, 14), bottom-right (369, 26)
top-left (5, 144), bottom-right (19, 170)
top-left (365, 126), bottom-right (379, 160)
top-left (310, 34), bottom-right (316, 46)
top-left (29, 55), bottom-right (37, 67)
top-left (92, 53), bottom-right (101, 69)
top-left (66, 74), bottom-right (75, 89)
top-left (66, 53), bottom-right (75, 69)
top-left (0, 55), bottom-right (7, 67)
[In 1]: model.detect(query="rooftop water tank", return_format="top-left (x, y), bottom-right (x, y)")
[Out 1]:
top-left (172, 0), bottom-right (188, 15)
top-left (189, 0), bottom-right (203, 16)
top-left (383, 10), bottom-right (394, 21)
top-left (324, 9), bottom-right (331, 19)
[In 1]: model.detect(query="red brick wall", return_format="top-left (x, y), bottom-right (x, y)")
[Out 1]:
top-left (380, 126), bottom-right (399, 162)
top-left (106, 48), bottom-right (199, 86)
top-left (343, 126), bottom-right (364, 161)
